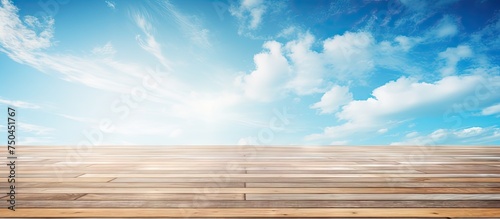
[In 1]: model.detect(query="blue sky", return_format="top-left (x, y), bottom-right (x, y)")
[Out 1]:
top-left (0, 0), bottom-right (499, 146)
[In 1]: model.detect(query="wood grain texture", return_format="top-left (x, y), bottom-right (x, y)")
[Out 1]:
top-left (1, 208), bottom-right (500, 217)
top-left (1, 145), bottom-right (499, 218)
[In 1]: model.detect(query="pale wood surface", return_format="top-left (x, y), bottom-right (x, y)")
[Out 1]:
top-left (1, 145), bottom-right (499, 218)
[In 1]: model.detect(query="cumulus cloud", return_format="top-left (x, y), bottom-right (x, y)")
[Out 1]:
top-left (323, 31), bottom-right (375, 80)
top-left (311, 85), bottom-right (353, 114)
top-left (306, 74), bottom-right (500, 142)
top-left (285, 33), bottom-right (326, 94)
top-left (235, 41), bottom-right (290, 101)
top-left (237, 31), bottom-right (378, 101)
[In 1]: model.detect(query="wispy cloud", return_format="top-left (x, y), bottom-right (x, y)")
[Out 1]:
top-left (0, 0), bottom-right (153, 93)
top-left (482, 103), bottom-right (500, 116)
top-left (0, 97), bottom-right (40, 109)
top-left (438, 45), bottom-right (473, 76)
top-left (105, 1), bottom-right (116, 10)
top-left (145, 0), bottom-right (211, 48)
top-left (432, 15), bottom-right (459, 38)
top-left (92, 42), bottom-right (116, 56)
top-left (230, 0), bottom-right (267, 31)
top-left (58, 114), bottom-right (96, 124)
top-left (392, 126), bottom-right (500, 145)
top-left (19, 122), bottom-right (54, 135)
top-left (133, 12), bottom-right (172, 70)
top-left (0, 1), bottom-right (54, 52)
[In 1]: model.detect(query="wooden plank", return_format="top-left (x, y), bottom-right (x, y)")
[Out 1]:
top-left (0, 178), bottom-right (115, 183)
top-left (246, 194), bottom-right (500, 200)
top-left (6, 182), bottom-right (499, 188)
top-left (0, 217), bottom-right (459, 219)
top-left (110, 177), bottom-right (500, 183)
top-left (17, 187), bottom-right (500, 194)
top-left (77, 193), bottom-right (244, 201)
top-left (16, 200), bottom-right (500, 208)
top-left (10, 182), bottom-right (245, 188)
top-left (1, 208), bottom-right (500, 217)
top-left (4, 145), bottom-right (500, 218)
top-left (79, 173), bottom-right (500, 178)
top-left (246, 182), bottom-right (500, 187)
top-left (15, 170), bottom-right (435, 174)
top-left (0, 194), bottom-right (85, 201)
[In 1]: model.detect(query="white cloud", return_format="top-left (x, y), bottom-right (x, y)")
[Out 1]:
top-left (391, 129), bottom-right (448, 145)
top-left (434, 16), bottom-right (458, 38)
top-left (1, 1), bottom-right (252, 144)
top-left (405, 131), bottom-right (419, 138)
top-left (482, 103), bottom-right (500, 116)
top-left (306, 74), bottom-right (500, 142)
top-left (235, 41), bottom-right (290, 101)
top-left (438, 45), bottom-right (473, 76)
top-left (0, 97), bottom-right (40, 109)
top-left (237, 31), bottom-right (378, 101)
top-left (133, 12), bottom-right (171, 70)
top-left (58, 114), bottom-right (96, 124)
top-left (394, 35), bottom-right (422, 51)
top-left (285, 33), bottom-right (326, 94)
top-left (149, 0), bottom-right (210, 48)
top-left (277, 26), bottom-right (297, 38)
top-left (230, 0), bottom-right (267, 30)
top-left (323, 31), bottom-right (375, 80)
top-left (470, 12), bottom-right (500, 50)
top-left (19, 122), bottom-right (54, 135)
top-left (311, 85), bottom-right (353, 114)
top-left (338, 75), bottom-right (486, 122)
top-left (0, 2), bottom-right (54, 52)
top-left (396, 1), bottom-right (460, 32)
top-left (399, 0), bottom-right (427, 11)
top-left (105, 1), bottom-right (115, 10)
top-left (455, 127), bottom-right (484, 138)
top-left (92, 42), bottom-right (116, 56)
top-left (0, 0), bottom-right (155, 93)
top-left (392, 126), bottom-right (498, 145)
top-left (377, 128), bottom-right (388, 134)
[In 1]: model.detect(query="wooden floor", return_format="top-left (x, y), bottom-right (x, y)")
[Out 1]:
top-left (1, 145), bottom-right (500, 218)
